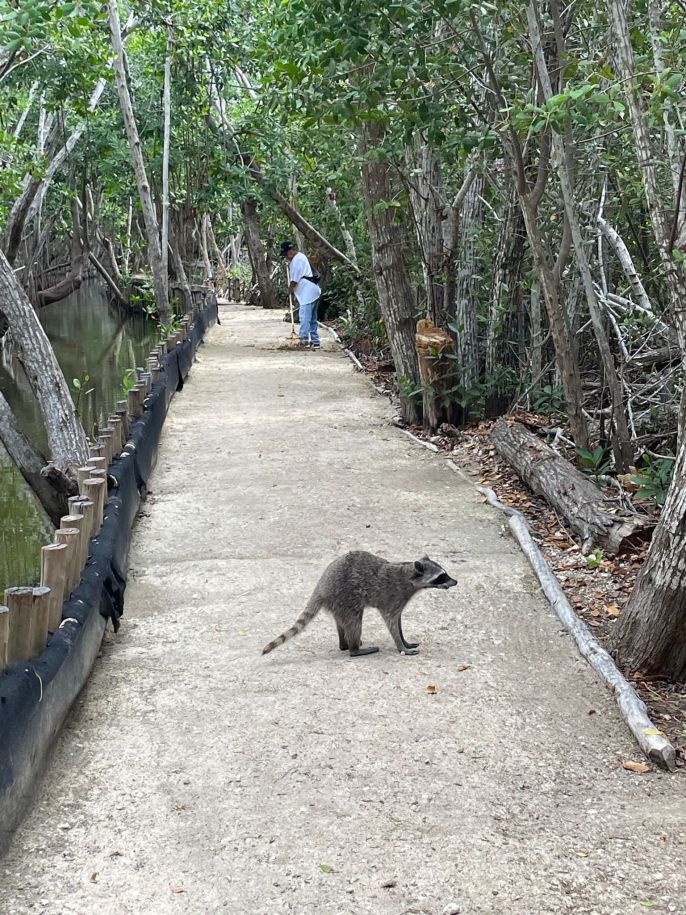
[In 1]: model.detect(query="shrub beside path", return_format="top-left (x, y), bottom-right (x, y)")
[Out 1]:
top-left (3, 305), bottom-right (685, 915)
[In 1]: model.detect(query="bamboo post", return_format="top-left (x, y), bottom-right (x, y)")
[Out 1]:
top-left (0, 605), bottom-right (9, 670)
top-left (54, 528), bottom-right (80, 596)
top-left (41, 543), bottom-right (68, 630)
top-left (30, 586), bottom-right (51, 657)
top-left (5, 587), bottom-right (34, 663)
top-left (81, 478), bottom-right (106, 535)
top-left (140, 372), bottom-right (151, 393)
top-left (90, 442), bottom-right (105, 460)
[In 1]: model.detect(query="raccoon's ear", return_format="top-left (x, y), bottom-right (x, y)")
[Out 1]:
top-left (422, 554), bottom-right (430, 561)
top-left (413, 560), bottom-right (425, 577)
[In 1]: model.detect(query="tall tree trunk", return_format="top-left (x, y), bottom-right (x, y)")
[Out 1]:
top-left (108, 0), bottom-right (169, 321)
top-left (612, 390), bottom-right (686, 679)
top-left (360, 122), bottom-right (420, 424)
top-left (241, 197), bottom-right (278, 309)
top-left (453, 171), bottom-right (484, 401)
top-left (529, 0), bottom-right (633, 469)
top-left (608, 0), bottom-right (686, 675)
top-left (406, 136), bottom-right (445, 324)
top-left (0, 249), bottom-right (88, 472)
top-left (485, 182), bottom-right (526, 378)
top-left (161, 27), bottom-right (172, 291)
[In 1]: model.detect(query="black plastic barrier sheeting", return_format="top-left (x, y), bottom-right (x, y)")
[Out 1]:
top-left (0, 297), bottom-right (217, 850)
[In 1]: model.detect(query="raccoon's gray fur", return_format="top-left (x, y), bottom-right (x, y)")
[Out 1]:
top-left (261, 550), bottom-right (456, 658)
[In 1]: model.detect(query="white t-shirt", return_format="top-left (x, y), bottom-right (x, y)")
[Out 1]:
top-left (289, 252), bottom-right (320, 306)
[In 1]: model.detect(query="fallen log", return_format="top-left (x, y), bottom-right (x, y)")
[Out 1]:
top-left (490, 418), bottom-right (655, 554)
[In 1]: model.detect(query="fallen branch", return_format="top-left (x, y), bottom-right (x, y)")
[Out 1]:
top-left (491, 418), bottom-right (654, 554)
top-left (446, 462), bottom-right (675, 772)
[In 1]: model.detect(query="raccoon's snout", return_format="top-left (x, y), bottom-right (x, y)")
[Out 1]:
top-left (432, 572), bottom-right (457, 589)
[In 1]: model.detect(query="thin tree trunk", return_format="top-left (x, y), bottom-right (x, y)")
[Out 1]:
top-left (0, 249), bottom-right (89, 471)
top-left (168, 220), bottom-right (193, 310)
top-left (454, 171), bottom-right (484, 399)
top-left (108, 0), bottom-right (169, 321)
top-left (161, 27), bottom-right (172, 291)
top-left (360, 122), bottom-right (420, 424)
top-left (241, 198), bottom-right (278, 309)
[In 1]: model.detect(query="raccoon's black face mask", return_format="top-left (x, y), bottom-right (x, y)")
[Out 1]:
top-left (412, 558), bottom-right (457, 590)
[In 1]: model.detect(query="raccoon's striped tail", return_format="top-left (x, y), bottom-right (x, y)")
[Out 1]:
top-left (262, 597), bottom-right (323, 655)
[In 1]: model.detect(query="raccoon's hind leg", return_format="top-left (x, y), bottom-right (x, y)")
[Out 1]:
top-left (344, 613), bottom-right (379, 657)
top-left (336, 622), bottom-right (349, 652)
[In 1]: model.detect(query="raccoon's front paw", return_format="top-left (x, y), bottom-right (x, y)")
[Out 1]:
top-left (400, 647), bottom-right (419, 655)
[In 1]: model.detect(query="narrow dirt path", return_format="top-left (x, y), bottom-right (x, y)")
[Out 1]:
top-left (3, 305), bottom-right (685, 915)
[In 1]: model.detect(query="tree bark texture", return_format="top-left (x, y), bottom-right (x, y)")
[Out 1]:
top-left (491, 419), bottom-right (654, 555)
top-left (108, 0), bottom-right (169, 321)
top-left (360, 123), bottom-right (421, 424)
top-left (0, 249), bottom-right (89, 472)
top-left (614, 392), bottom-right (686, 679)
top-left (241, 198), bottom-right (278, 310)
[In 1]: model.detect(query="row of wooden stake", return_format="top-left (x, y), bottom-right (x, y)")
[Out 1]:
top-left (0, 312), bottom-right (196, 673)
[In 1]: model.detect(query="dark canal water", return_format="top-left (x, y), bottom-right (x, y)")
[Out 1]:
top-left (0, 283), bottom-right (158, 596)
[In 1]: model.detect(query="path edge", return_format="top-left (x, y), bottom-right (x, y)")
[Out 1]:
top-left (0, 297), bottom-right (219, 853)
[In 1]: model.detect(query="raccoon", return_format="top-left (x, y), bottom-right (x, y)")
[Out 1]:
top-left (262, 550), bottom-right (456, 657)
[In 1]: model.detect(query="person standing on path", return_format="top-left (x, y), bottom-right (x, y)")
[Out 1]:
top-left (280, 241), bottom-right (321, 350)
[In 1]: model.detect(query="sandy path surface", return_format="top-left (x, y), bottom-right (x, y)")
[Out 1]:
top-left (3, 305), bottom-right (685, 915)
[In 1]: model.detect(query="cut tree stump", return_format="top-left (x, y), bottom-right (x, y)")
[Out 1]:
top-left (490, 418), bottom-right (655, 555)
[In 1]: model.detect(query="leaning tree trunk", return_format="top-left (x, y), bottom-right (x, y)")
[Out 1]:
top-left (612, 391), bottom-right (686, 679)
top-left (360, 122), bottom-right (421, 425)
top-left (241, 197), bottom-right (278, 309)
top-left (0, 249), bottom-right (88, 472)
top-left (0, 391), bottom-right (73, 526)
top-left (108, 0), bottom-right (169, 321)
